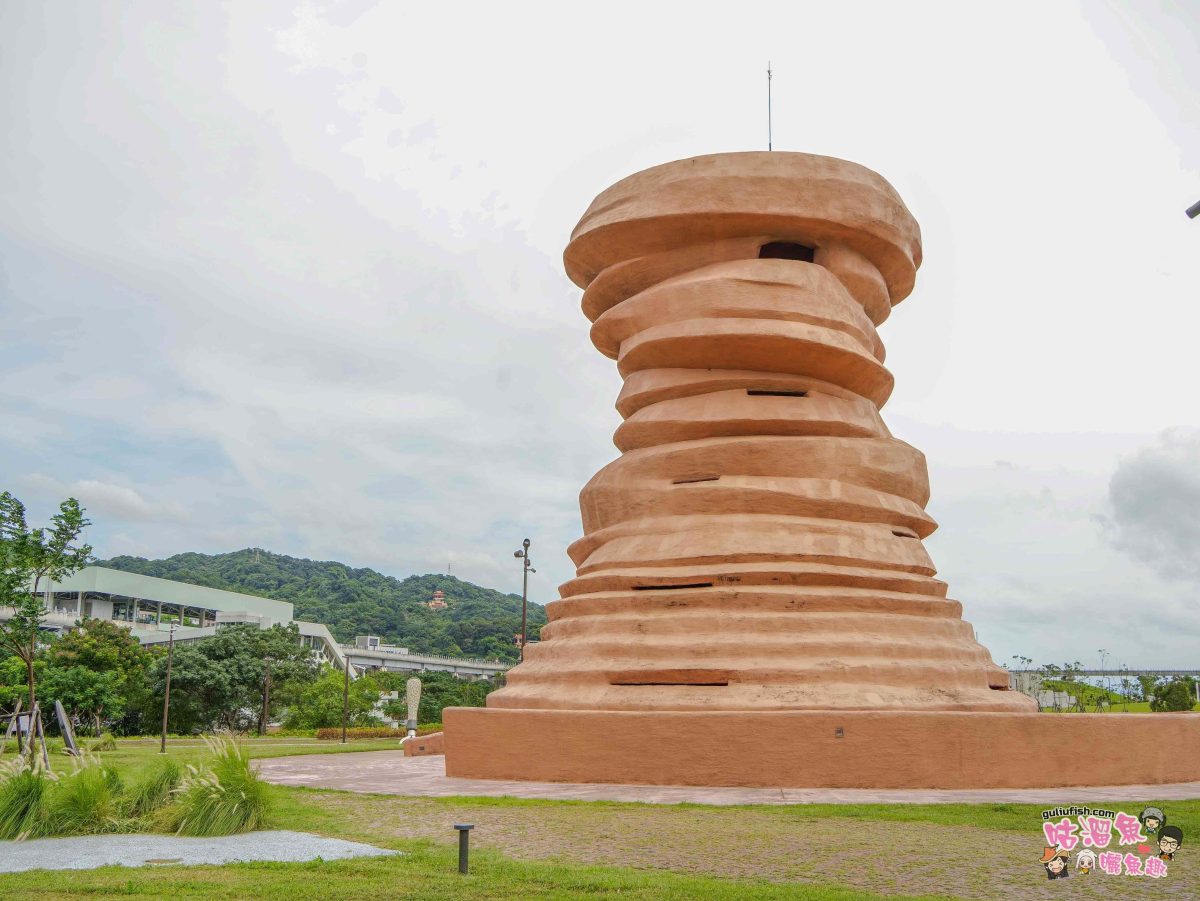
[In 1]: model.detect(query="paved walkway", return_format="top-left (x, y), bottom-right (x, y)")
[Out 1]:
top-left (256, 750), bottom-right (1200, 804)
top-left (0, 831), bottom-right (397, 873)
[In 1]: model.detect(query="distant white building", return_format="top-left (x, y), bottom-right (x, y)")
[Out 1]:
top-left (3, 566), bottom-right (510, 681)
top-left (4, 565), bottom-right (345, 668)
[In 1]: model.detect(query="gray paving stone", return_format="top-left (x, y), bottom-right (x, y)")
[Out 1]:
top-left (0, 830), bottom-right (398, 873)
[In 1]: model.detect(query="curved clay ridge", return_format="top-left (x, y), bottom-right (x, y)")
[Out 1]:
top-left (489, 151), bottom-right (1032, 713)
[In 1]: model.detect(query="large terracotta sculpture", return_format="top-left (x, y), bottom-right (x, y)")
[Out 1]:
top-left (445, 152), bottom-right (1200, 788)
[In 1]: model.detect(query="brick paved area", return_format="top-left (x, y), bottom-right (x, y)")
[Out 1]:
top-left (256, 750), bottom-right (1200, 804)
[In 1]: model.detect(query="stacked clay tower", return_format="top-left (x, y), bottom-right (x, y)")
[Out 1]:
top-left (445, 151), bottom-right (1200, 789)
top-left (493, 151), bottom-right (1031, 715)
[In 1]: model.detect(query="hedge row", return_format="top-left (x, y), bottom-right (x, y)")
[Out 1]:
top-left (314, 724), bottom-right (442, 740)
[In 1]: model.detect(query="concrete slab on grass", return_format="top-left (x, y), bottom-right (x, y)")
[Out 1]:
top-left (0, 830), bottom-right (398, 873)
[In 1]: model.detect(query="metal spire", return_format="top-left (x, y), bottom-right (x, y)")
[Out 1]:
top-left (767, 61), bottom-right (773, 151)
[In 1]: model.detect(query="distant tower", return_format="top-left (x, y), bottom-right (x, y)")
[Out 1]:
top-left (428, 589), bottom-right (448, 610)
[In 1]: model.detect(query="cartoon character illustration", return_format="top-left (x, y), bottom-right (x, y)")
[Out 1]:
top-left (1039, 846), bottom-right (1071, 879)
top-left (1139, 806), bottom-right (1166, 835)
top-left (1158, 826), bottom-right (1183, 861)
top-left (1075, 849), bottom-right (1096, 874)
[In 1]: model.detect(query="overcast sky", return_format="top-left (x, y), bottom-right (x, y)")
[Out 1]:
top-left (2, 1), bottom-right (1197, 668)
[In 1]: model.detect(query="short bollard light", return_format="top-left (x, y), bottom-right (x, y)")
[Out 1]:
top-left (454, 823), bottom-right (474, 874)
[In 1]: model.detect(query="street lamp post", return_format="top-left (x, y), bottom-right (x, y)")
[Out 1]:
top-left (159, 624), bottom-right (176, 754)
top-left (513, 538), bottom-right (535, 662)
top-left (341, 652), bottom-right (351, 744)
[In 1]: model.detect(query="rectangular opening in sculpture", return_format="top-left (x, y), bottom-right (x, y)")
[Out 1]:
top-left (746, 389), bottom-right (808, 397)
top-left (632, 582), bottom-right (714, 591)
top-left (672, 475), bottom-right (720, 484)
top-left (758, 241), bottom-right (815, 262)
top-left (607, 669), bottom-right (731, 686)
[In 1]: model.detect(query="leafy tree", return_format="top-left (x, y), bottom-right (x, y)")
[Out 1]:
top-left (0, 492), bottom-right (92, 713)
top-left (1136, 674), bottom-right (1160, 703)
top-left (0, 649), bottom-right (45, 714)
top-left (283, 667), bottom-right (383, 729)
top-left (1150, 677), bottom-right (1198, 713)
top-left (45, 618), bottom-right (153, 732)
top-left (41, 665), bottom-right (125, 735)
top-left (147, 623), bottom-right (318, 734)
top-left (244, 624), bottom-right (320, 734)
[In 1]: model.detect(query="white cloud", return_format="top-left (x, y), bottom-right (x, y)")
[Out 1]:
top-left (20, 475), bottom-right (176, 523)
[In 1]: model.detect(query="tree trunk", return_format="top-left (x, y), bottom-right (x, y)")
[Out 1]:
top-left (259, 665), bottom-right (272, 736)
top-left (27, 574), bottom-right (41, 713)
top-left (25, 655), bottom-right (34, 715)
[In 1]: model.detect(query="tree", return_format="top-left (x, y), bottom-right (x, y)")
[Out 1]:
top-left (41, 665), bottom-right (125, 735)
top-left (283, 667), bottom-right (382, 729)
top-left (1136, 674), bottom-right (1160, 703)
top-left (0, 492), bottom-right (92, 714)
top-left (147, 623), bottom-right (319, 734)
top-left (1150, 677), bottom-right (1198, 713)
top-left (46, 618), bottom-right (153, 733)
top-left (244, 624), bottom-right (320, 734)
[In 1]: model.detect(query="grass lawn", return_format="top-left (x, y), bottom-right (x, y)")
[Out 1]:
top-left (1, 736), bottom-right (1196, 900)
top-left (0, 842), bottom-right (961, 900)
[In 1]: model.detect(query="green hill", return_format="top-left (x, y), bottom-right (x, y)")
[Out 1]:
top-left (99, 549), bottom-right (547, 663)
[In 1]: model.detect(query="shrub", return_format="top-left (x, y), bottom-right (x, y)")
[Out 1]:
top-left (1150, 678), bottom-right (1198, 712)
top-left (126, 757), bottom-right (183, 818)
top-left (314, 724), bottom-right (441, 740)
top-left (0, 760), bottom-right (52, 840)
top-left (87, 733), bottom-right (117, 753)
top-left (166, 738), bottom-right (269, 836)
top-left (45, 760), bottom-right (125, 835)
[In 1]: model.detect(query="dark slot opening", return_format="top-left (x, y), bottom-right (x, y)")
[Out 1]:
top-left (608, 669), bottom-right (731, 686)
top-left (891, 530), bottom-right (918, 539)
top-left (759, 241), bottom-right (815, 262)
top-left (989, 684), bottom-right (1012, 691)
top-left (632, 582), bottom-right (714, 591)
top-left (746, 389), bottom-right (808, 398)
top-left (672, 475), bottom-right (720, 485)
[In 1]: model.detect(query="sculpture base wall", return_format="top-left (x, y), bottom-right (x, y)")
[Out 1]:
top-left (444, 708), bottom-right (1200, 789)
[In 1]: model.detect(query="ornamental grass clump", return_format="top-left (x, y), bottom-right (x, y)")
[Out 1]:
top-left (126, 756), bottom-right (183, 819)
top-left (44, 757), bottom-right (127, 835)
top-left (86, 733), bottom-right (117, 753)
top-left (168, 737), bottom-right (269, 836)
top-left (0, 758), bottom-right (53, 840)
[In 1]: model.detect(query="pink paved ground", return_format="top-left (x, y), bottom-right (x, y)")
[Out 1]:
top-left (255, 750), bottom-right (1200, 804)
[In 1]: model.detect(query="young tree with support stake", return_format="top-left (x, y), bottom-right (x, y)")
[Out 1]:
top-left (0, 491), bottom-right (92, 716)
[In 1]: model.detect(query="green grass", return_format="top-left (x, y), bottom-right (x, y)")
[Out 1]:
top-left (0, 840), bottom-right (963, 900)
top-left (44, 761), bottom-right (126, 835)
top-left (125, 756), bottom-right (183, 818)
top-left (0, 764), bottom-right (49, 840)
top-left (165, 739), bottom-right (269, 836)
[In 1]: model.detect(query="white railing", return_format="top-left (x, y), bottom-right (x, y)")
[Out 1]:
top-left (341, 644), bottom-right (508, 670)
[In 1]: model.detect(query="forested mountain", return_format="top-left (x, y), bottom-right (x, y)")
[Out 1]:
top-left (99, 549), bottom-right (547, 663)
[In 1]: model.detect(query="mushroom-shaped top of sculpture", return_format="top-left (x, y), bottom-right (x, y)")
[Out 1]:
top-left (487, 151), bottom-right (1031, 715)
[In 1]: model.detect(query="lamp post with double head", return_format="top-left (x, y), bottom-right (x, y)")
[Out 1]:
top-left (513, 538), bottom-right (535, 661)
